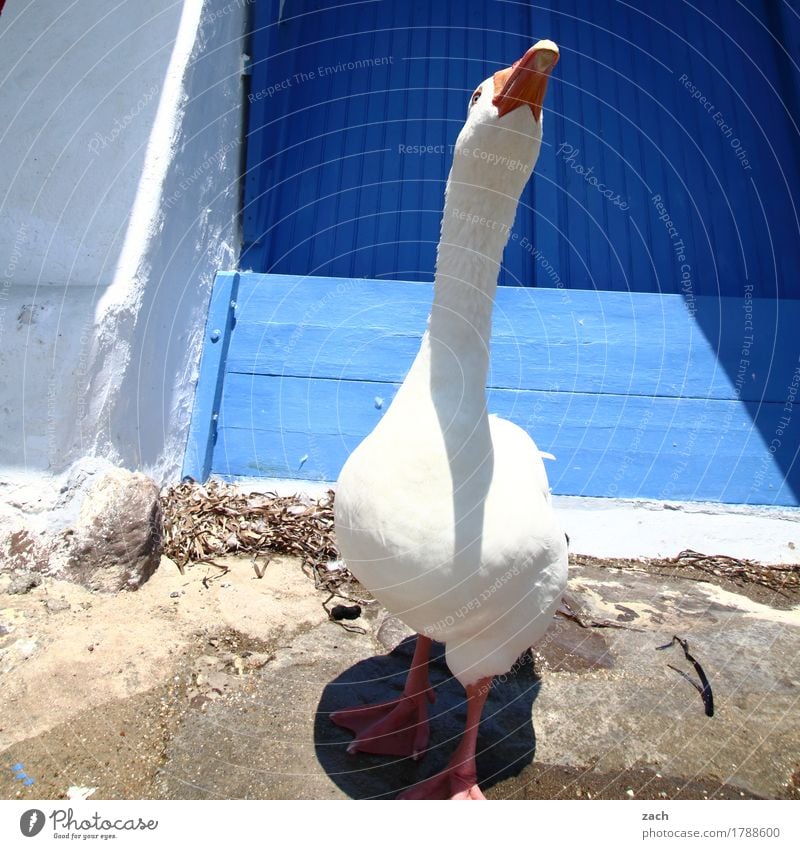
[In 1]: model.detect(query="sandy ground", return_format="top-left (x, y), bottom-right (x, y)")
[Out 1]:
top-left (0, 554), bottom-right (314, 799)
top-left (1, 554), bottom-right (798, 801)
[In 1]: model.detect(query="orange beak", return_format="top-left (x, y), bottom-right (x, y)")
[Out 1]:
top-left (492, 40), bottom-right (559, 122)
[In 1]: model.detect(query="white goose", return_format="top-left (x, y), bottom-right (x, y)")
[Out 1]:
top-left (332, 41), bottom-right (567, 800)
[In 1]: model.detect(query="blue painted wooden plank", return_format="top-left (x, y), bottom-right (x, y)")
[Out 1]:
top-left (182, 271), bottom-right (240, 482)
top-left (227, 274), bottom-right (800, 403)
top-left (235, 272), bottom-right (432, 324)
top-left (211, 372), bottom-right (797, 505)
top-left (225, 320), bottom-right (731, 401)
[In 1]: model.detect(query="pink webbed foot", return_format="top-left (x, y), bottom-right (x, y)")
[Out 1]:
top-left (398, 675), bottom-right (492, 800)
top-left (331, 688), bottom-right (435, 759)
top-left (397, 761), bottom-right (486, 800)
top-left (332, 635), bottom-right (435, 760)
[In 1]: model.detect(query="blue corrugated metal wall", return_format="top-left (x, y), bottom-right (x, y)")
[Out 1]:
top-left (243, 0), bottom-right (800, 298)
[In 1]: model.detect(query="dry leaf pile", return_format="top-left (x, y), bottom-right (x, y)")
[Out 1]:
top-left (573, 549), bottom-right (799, 598)
top-left (161, 479), bottom-right (354, 594)
top-left (665, 549), bottom-right (800, 595)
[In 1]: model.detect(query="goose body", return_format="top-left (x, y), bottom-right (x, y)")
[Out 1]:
top-left (332, 41), bottom-right (567, 798)
top-left (335, 324), bottom-right (567, 687)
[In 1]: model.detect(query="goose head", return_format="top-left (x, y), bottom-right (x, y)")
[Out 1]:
top-left (449, 40), bottom-right (559, 203)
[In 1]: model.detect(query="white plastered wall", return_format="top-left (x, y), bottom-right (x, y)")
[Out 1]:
top-left (0, 0), bottom-right (249, 529)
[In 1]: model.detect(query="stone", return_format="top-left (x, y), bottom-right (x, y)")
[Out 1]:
top-left (375, 614), bottom-right (415, 650)
top-left (15, 638), bottom-right (38, 658)
top-left (7, 570), bottom-right (42, 595)
top-left (63, 468), bottom-right (162, 593)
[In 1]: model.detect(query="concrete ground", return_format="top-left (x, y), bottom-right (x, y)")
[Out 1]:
top-left (1, 554), bottom-right (798, 800)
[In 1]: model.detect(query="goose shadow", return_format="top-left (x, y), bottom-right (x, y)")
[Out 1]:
top-left (314, 636), bottom-right (540, 799)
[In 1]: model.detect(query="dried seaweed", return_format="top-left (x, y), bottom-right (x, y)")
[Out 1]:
top-left (665, 549), bottom-right (799, 595)
top-left (657, 635), bottom-right (715, 717)
top-left (572, 549), bottom-right (799, 598)
top-left (160, 479), bottom-right (356, 596)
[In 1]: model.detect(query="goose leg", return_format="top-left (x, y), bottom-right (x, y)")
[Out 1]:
top-left (331, 634), bottom-right (434, 760)
top-left (398, 676), bottom-right (491, 799)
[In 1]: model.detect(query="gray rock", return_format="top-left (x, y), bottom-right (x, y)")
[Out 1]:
top-left (64, 468), bottom-right (162, 593)
top-left (376, 614), bottom-right (415, 651)
top-left (7, 569), bottom-right (43, 595)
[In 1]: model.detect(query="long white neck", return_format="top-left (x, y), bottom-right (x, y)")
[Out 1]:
top-left (428, 174), bottom-right (518, 387)
top-left (394, 168), bottom-right (522, 525)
